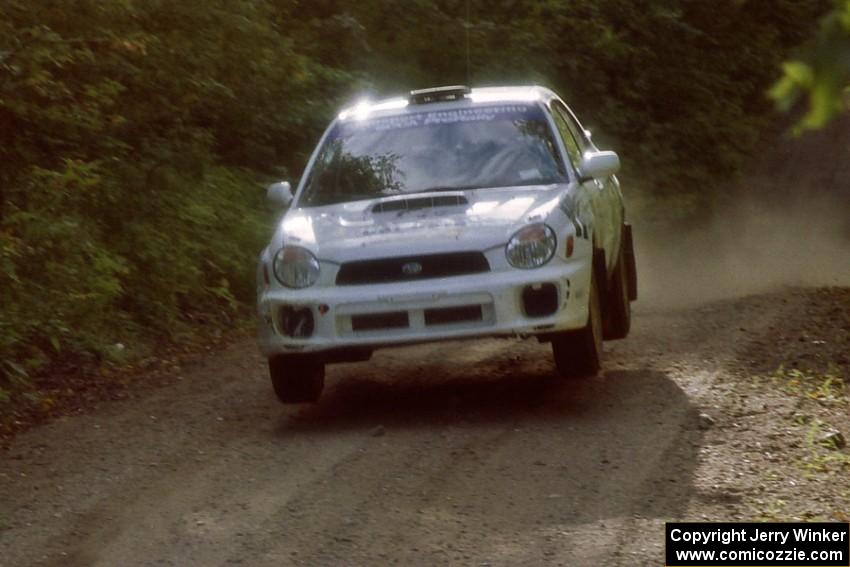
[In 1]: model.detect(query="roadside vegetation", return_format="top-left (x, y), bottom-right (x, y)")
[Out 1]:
top-left (0, 1), bottom-right (836, 427)
top-left (745, 288), bottom-right (850, 522)
top-left (771, 0), bottom-right (850, 131)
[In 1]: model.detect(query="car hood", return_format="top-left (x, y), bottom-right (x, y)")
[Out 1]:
top-left (274, 185), bottom-right (568, 262)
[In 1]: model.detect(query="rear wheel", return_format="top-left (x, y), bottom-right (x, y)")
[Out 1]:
top-left (552, 263), bottom-right (602, 379)
top-left (269, 355), bottom-right (325, 403)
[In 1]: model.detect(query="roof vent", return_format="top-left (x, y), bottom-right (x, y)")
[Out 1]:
top-left (409, 85), bottom-right (471, 105)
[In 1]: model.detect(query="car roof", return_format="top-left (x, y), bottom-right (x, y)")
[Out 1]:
top-left (337, 85), bottom-right (559, 121)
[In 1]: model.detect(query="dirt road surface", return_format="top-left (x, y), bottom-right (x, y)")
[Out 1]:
top-left (2, 286), bottom-right (847, 566)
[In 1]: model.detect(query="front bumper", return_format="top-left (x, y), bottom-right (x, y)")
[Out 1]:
top-left (257, 257), bottom-right (592, 358)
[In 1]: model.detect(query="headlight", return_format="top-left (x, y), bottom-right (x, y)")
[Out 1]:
top-left (273, 246), bottom-right (320, 288)
top-left (506, 224), bottom-right (557, 269)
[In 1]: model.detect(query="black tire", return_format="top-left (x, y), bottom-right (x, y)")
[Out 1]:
top-left (603, 236), bottom-right (631, 340)
top-left (624, 223), bottom-right (638, 301)
top-left (268, 355), bottom-right (325, 403)
top-left (552, 262), bottom-right (602, 379)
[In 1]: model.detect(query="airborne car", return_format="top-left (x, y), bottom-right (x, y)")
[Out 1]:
top-left (257, 85), bottom-right (637, 403)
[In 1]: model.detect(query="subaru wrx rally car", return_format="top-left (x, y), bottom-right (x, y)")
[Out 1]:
top-left (258, 85), bottom-right (637, 403)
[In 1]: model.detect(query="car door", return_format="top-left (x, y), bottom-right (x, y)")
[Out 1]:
top-left (561, 106), bottom-right (625, 266)
top-left (550, 101), bottom-right (620, 274)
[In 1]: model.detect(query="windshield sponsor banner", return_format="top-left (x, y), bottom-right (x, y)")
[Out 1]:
top-left (665, 522), bottom-right (849, 566)
top-left (333, 104), bottom-right (545, 137)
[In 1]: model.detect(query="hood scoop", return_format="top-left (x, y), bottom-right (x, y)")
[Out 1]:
top-left (371, 194), bottom-right (469, 214)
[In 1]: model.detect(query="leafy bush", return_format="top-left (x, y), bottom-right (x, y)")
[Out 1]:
top-left (0, 1), bottom-right (306, 409)
top-left (771, 0), bottom-right (850, 131)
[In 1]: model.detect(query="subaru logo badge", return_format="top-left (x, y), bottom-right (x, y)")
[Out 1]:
top-left (401, 262), bottom-right (423, 276)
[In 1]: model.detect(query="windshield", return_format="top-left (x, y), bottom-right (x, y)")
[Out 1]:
top-left (299, 104), bottom-right (567, 207)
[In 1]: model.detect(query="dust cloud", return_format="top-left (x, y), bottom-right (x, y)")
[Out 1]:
top-left (631, 116), bottom-right (850, 309)
top-left (633, 197), bottom-right (850, 309)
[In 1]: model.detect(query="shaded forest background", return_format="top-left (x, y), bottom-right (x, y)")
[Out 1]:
top-left (0, 0), bottom-right (832, 415)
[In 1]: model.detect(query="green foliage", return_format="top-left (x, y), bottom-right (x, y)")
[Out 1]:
top-left (771, 0), bottom-right (850, 131)
top-left (0, 1), bottom-right (286, 407)
top-left (775, 365), bottom-right (846, 405)
top-left (802, 419), bottom-right (850, 474)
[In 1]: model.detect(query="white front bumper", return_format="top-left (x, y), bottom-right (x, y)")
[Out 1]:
top-left (257, 257), bottom-right (592, 358)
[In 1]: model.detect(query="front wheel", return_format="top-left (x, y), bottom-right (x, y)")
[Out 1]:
top-left (551, 264), bottom-right (602, 379)
top-left (603, 236), bottom-right (631, 340)
top-left (269, 355), bottom-right (325, 403)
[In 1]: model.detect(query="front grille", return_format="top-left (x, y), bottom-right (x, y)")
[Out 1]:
top-left (351, 311), bottom-right (409, 332)
top-left (424, 305), bottom-right (483, 326)
top-left (336, 252), bottom-right (490, 285)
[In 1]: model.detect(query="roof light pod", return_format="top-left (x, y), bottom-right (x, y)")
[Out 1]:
top-left (409, 85), bottom-right (471, 105)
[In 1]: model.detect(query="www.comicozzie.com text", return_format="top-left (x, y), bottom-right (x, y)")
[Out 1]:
top-left (670, 526), bottom-right (848, 546)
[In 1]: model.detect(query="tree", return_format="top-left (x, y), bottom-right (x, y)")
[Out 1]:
top-left (771, 0), bottom-right (850, 131)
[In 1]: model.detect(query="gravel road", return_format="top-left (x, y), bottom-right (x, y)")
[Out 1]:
top-left (1, 288), bottom-right (848, 566)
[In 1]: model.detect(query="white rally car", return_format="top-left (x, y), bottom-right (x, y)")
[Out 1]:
top-left (257, 85), bottom-right (637, 403)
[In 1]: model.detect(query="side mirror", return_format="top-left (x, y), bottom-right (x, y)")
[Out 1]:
top-left (267, 181), bottom-right (293, 209)
top-left (578, 151), bottom-right (620, 182)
